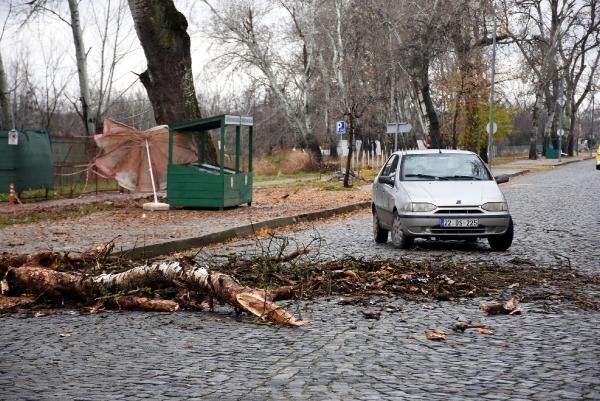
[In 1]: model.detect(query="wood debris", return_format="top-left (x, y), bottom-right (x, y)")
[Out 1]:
top-left (426, 329), bottom-right (447, 341)
top-left (481, 297), bottom-right (523, 315)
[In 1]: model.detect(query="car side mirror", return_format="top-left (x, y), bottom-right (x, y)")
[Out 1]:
top-left (495, 174), bottom-right (509, 184)
top-left (378, 176), bottom-right (394, 186)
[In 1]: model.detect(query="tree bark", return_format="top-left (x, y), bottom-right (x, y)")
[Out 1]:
top-left (4, 261), bottom-right (306, 326)
top-left (0, 48), bottom-right (12, 129)
top-left (67, 0), bottom-right (95, 136)
top-left (417, 67), bottom-right (441, 149)
top-left (530, 105), bottom-right (539, 160)
top-left (128, 0), bottom-right (216, 161)
top-left (343, 113), bottom-right (355, 187)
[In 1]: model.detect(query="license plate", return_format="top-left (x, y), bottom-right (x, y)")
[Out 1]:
top-left (440, 218), bottom-right (479, 228)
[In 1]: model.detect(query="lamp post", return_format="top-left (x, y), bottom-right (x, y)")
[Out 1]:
top-left (557, 94), bottom-right (566, 162)
top-left (591, 89), bottom-right (595, 158)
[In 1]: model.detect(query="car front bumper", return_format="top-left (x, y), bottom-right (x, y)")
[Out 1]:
top-left (398, 213), bottom-right (511, 238)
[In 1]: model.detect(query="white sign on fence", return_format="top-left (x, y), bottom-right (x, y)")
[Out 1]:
top-left (7, 129), bottom-right (18, 146)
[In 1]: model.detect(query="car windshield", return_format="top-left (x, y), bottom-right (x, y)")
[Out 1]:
top-left (401, 153), bottom-right (491, 181)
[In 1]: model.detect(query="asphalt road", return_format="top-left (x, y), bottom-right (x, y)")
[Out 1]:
top-left (1, 159), bottom-right (599, 400)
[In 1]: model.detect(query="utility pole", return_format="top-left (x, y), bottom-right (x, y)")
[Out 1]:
top-left (592, 89), bottom-right (595, 158)
top-left (487, 1), bottom-right (497, 167)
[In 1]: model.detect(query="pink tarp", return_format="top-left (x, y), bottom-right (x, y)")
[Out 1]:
top-left (94, 119), bottom-right (197, 192)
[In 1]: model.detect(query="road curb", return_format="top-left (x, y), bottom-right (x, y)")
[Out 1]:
top-left (506, 169), bottom-right (530, 178)
top-left (116, 201), bottom-right (371, 260)
top-left (498, 156), bottom-right (593, 179)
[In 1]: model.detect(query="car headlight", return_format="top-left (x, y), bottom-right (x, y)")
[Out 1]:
top-left (481, 202), bottom-right (508, 211)
top-left (402, 202), bottom-right (436, 212)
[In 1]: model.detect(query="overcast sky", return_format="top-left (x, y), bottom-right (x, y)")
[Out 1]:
top-left (0, 0), bottom-right (595, 115)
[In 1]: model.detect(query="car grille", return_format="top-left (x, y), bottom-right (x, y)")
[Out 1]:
top-left (435, 208), bottom-right (483, 214)
top-left (431, 227), bottom-right (486, 234)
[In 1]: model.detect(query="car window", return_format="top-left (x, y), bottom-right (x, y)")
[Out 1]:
top-left (380, 155), bottom-right (398, 177)
top-left (400, 153), bottom-right (492, 181)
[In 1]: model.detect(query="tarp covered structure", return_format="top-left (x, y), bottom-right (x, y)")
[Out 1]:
top-left (94, 119), bottom-right (197, 192)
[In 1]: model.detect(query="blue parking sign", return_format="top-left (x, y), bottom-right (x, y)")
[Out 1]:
top-left (336, 121), bottom-right (346, 134)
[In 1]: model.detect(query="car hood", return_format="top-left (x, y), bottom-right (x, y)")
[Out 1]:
top-left (401, 180), bottom-right (504, 207)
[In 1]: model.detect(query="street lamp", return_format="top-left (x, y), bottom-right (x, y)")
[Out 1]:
top-left (557, 94), bottom-right (566, 162)
top-left (591, 88), bottom-right (596, 158)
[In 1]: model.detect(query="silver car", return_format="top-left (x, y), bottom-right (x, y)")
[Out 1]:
top-left (372, 149), bottom-right (513, 250)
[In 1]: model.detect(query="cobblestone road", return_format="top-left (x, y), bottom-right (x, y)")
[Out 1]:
top-left (213, 159), bottom-right (600, 275)
top-left (1, 160), bottom-right (599, 400)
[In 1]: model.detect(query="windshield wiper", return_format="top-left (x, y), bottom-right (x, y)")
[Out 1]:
top-left (404, 174), bottom-right (447, 180)
top-left (441, 175), bottom-right (483, 181)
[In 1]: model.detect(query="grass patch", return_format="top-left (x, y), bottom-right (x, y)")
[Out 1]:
top-left (254, 172), bottom-right (322, 182)
top-left (0, 181), bottom-right (119, 202)
top-left (319, 183), bottom-right (358, 191)
top-left (0, 203), bottom-right (115, 227)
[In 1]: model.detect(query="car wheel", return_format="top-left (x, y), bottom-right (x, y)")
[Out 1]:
top-left (488, 217), bottom-right (514, 251)
top-left (373, 212), bottom-right (388, 243)
top-left (596, 164), bottom-right (600, 170)
top-left (391, 212), bottom-right (413, 249)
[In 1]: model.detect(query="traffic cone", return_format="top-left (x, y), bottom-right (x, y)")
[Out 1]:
top-left (8, 183), bottom-right (15, 205)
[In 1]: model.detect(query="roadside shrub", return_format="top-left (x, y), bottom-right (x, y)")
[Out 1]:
top-left (254, 150), bottom-right (319, 176)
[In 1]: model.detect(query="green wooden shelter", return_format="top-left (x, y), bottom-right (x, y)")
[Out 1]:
top-left (167, 115), bottom-right (253, 208)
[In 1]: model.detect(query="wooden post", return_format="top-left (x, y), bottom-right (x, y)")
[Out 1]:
top-left (235, 125), bottom-right (241, 173)
top-left (248, 126), bottom-right (253, 172)
top-left (220, 121), bottom-right (225, 176)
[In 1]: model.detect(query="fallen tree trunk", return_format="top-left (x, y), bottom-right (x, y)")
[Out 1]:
top-left (3, 260), bottom-right (306, 326)
top-left (111, 296), bottom-right (179, 312)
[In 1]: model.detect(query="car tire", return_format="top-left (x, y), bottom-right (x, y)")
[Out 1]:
top-left (488, 217), bottom-right (514, 251)
top-left (391, 212), bottom-right (413, 249)
top-left (373, 212), bottom-right (388, 243)
top-left (596, 164), bottom-right (600, 170)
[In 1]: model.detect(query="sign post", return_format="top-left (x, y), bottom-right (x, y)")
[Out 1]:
top-left (386, 122), bottom-right (412, 151)
top-left (486, 122), bottom-right (497, 161)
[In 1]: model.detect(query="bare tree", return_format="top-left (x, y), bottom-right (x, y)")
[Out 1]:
top-left (202, 0), bottom-right (323, 160)
top-left (0, 0), bottom-right (14, 129)
top-left (502, 0), bottom-right (599, 157)
top-left (26, 30), bottom-right (72, 130)
top-left (558, 0), bottom-right (600, 155)
top-left (90, 0), bottom-right (136, 131)
top-left (66, 0), bottom-right (95, 135)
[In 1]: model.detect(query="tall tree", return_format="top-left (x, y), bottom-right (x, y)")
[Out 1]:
top-left (202, 0), bottom-right (323, 160)
top-left (128, 0), bottom-right (216, 160)
top-left (0, 1), bottom-right (14, 129)
top-left (67, 0), bottom-right (94, 135)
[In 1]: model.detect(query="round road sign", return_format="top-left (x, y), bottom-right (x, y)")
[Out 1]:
top-left (486, 122), bottom-right (497, 135)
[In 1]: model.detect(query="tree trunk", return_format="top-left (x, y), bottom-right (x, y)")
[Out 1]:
top-left (343, 114), bottom-right (355, 188)
top-left (418, 68), bottom-right (441, 149)
top-left (5, 260), bottom-right (306, 326)
top-left (567, 103), bottom-right (575, 156)
top-left (67, 0), bottom-right (95, 136)
top-left (127, 0), bottom-right (216, 161)
top-left (0, 49), bottom-right (13, 129)
top-left (529, 93), bottom-right (540, 160)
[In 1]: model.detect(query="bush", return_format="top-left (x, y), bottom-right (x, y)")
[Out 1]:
top-left (254, 150), bottom-right (319, 176)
